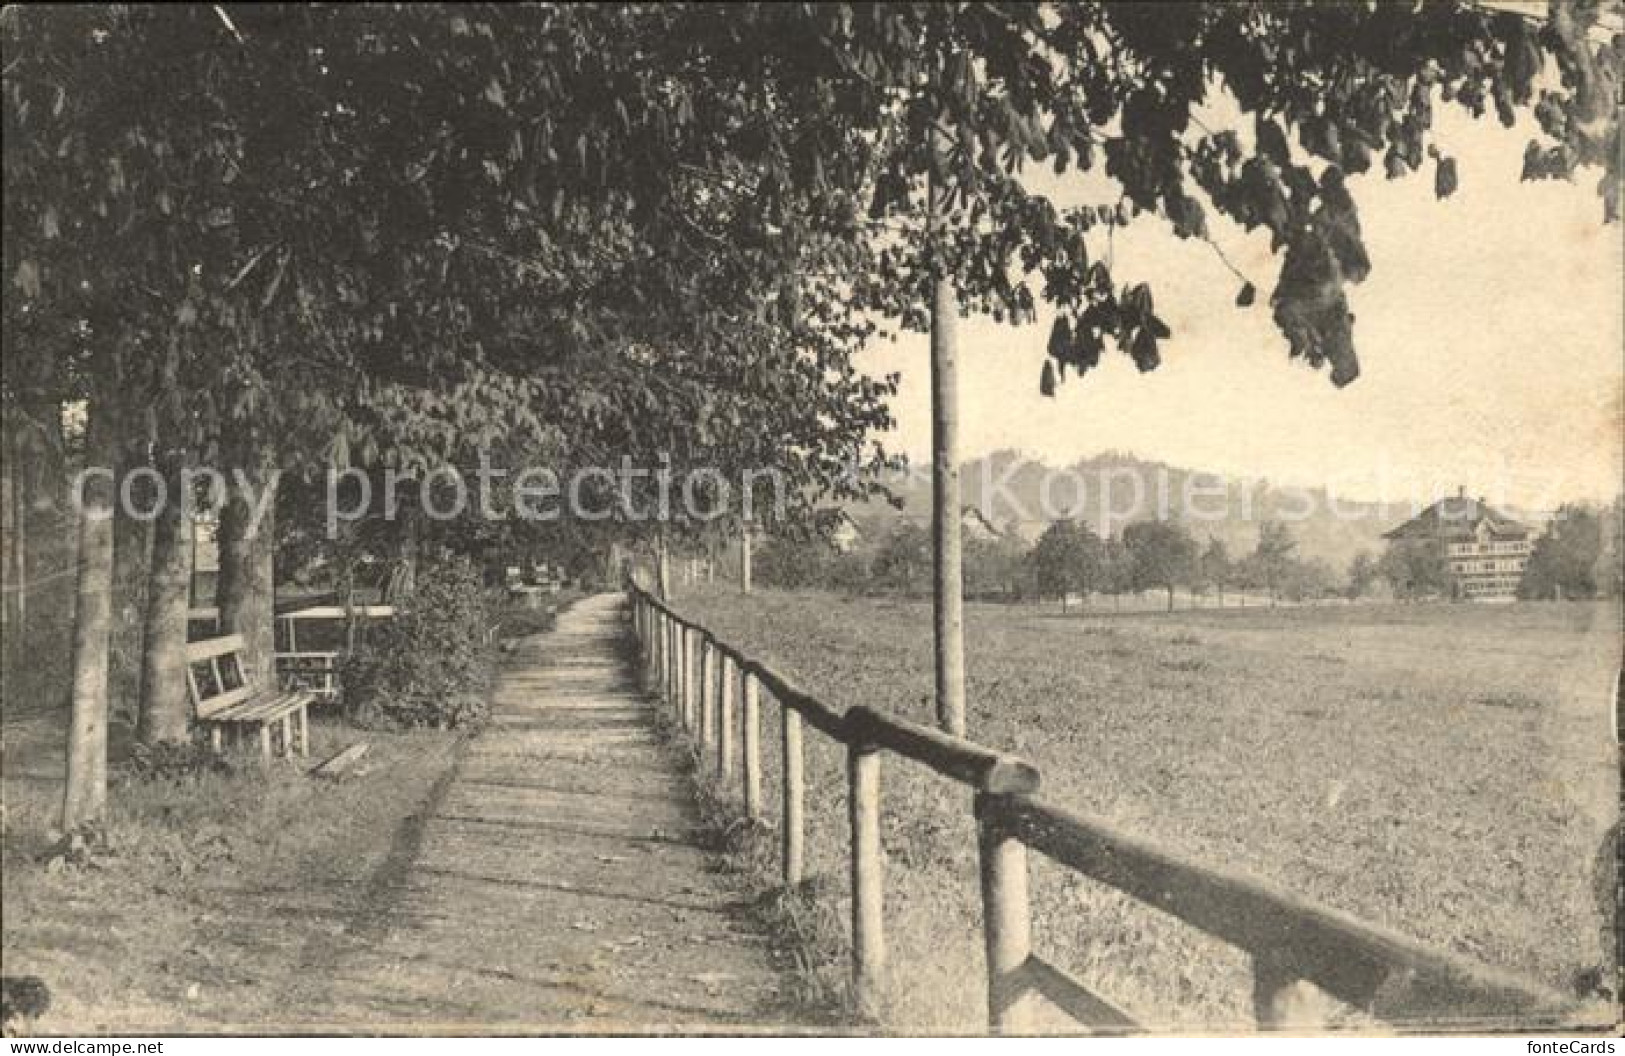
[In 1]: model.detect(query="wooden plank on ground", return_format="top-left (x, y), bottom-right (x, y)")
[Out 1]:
top-left (312, 743), bottom-right (370, 779)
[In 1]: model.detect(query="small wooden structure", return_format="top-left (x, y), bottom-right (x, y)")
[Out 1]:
top-left (187, 606), bottom-right (220, 640)
top-left (273, 604), bottom-right (395, 701)
top-left (187, 634), bottom-right (313, 759)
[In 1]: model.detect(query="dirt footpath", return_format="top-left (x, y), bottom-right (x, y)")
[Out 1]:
top-left (298, 593), bottom-right (805, 1033)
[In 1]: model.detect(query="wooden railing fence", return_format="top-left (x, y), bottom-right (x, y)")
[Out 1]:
top-left (627, 585), bottom-right (1572, 1033)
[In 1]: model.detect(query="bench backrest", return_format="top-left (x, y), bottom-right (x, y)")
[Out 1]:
top-left (185, 634), bottom-right (256, 718)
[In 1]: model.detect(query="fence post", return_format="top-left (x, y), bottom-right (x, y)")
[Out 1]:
top-left (1252, 955), bottom-right (1326, 1029)
top-left (637, 601), bottom-right (649, 680)
top-left (682, 626), bottom-right (696, 729)
top-left (689, 628), bottom-right (702, 733)
top-left (742, 671), bottom-right (761, 817)
top-left (667, 620), bottom-right (677, 704)
top-left (675, 622), bottom-right (686, 718)
top-left (717, 651), bottom-right (735, 781)
top-left (645, 605), bottom-right (654, 684)
top-left (665, 617), bottom-right (677, 704)
top-left (650, 607), bottom-right (662, 687)
top-left (685, 623), bottom-right (698, 731)
top-left (782, 706), bottom-right (804, 887)
top-left (976, 792), bottom-right (1035, 1034)
top-left (848, 740), bottom-right (885, 1015)
top-left (698, 635), bottom-right (713, 747)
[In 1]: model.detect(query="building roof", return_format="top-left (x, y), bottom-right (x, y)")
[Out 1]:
top-left (1383, 492), bottom-right (1529, 542)
top-left (961, 506), bottom-right (1003, 542)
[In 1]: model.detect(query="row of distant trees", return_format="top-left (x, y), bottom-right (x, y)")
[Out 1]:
top-left (1025, 518), bottom-right (1344, 609)
top-left (754, 498), bottom-right (1625, 607)
top-left (756, 518), bottom-right (1339, 609)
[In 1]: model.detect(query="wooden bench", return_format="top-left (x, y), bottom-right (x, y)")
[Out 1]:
top-left (186, 634), bottom-right (313, 759)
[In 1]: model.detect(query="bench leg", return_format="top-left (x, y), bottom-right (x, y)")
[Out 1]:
top-left (210, 725), bottom-right (222, 753)
top-left (297, 704), bottom-right (310, 757)
top-left (259, 723), bottom-right (272, 761)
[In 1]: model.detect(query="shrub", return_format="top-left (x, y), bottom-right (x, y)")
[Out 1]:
top-left (340, 554), bottom-right (495, 729)
top-left (125, 739), bottom-right (235, 783)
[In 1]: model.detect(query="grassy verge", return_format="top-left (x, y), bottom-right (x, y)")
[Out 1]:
top-left (643, 687), bottom-right (853, 1028)
top-left (1, 709), bottom-right (462, 1034)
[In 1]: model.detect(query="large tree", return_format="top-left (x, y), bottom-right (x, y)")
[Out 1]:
top-left (1197, 537), bottom-right (1234, 605)
top-left (1028, 519), bottom-right (1103, 612)
top-left (1346, 550), bottom-right (1381, 600)
top-left (1521, 503), bottom-right (1606, 599)
top-left (1380, 535), bottom-right (1452, 600)
top-left (1247, 520), bottom-right (1300, 604)
top-left (1124, 519), bottom-right (1199, 611)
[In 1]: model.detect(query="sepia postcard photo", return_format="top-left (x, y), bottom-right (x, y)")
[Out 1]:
top-left (1, 0), bottom-right (1621, 1044)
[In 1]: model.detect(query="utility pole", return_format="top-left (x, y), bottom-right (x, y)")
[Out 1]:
top-left (929, 124), bottom-right (966, 738)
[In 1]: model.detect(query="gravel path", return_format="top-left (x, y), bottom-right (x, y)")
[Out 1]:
top-left (304, 594), bottom-right (803, 1032)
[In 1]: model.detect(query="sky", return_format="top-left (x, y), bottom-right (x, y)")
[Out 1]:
top-left (857, 99), bottom-right (1623, 511)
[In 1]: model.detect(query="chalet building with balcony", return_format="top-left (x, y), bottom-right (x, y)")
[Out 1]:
top-left (1383, 488), bottom-right (1532, 601)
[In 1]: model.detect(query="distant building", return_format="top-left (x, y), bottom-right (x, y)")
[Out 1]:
top-left (1383, 488), bottom-right (1532, 601)
top-left (960, 506), bottom-right (1002, 543)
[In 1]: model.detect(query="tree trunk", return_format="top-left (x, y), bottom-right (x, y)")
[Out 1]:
top-left (1, 425), bottom-right (19, 668)
top-left (109, 410), bottom-right (155, 723)
top-left (110, 495), bottom-right (154, 722)
top-left (391, 499), bottom-right (419, 602)
top-left (217, 454), bottom-right (278, 689)
top-left (656, 535), bottom-right (671, 599)
top-left (62, 396), bottom-right (117, 831)
top-left (137, 453), bottom-right (194, 745)
top-left (740, 523), bottom-right (753, 595)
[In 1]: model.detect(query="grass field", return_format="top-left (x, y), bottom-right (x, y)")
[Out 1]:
top-left (668, 585), bottom-right (1622, 1032)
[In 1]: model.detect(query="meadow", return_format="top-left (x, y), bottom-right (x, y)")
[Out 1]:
top-left (668, 585), bottom-right (1622, 1032)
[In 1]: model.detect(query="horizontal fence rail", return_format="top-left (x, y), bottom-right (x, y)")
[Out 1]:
top-left (625, 584), bottom-right (1573, 1033)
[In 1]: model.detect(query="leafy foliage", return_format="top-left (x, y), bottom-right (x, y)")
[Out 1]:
top-left (1196, 537), bottom-right (1234, 595)
top-left (1347, 550), bottom-right (1382, 600)
top-left (1242, 520), bottom-right (1302, 601)
top-left (125, 739), bottom-right (235, 783)
top-left (1027, 520), bottom-right (1104, 604)
top-left (870, 523), bottom-right (934, 595)
top-left (1380, 536), bottom-right (1453, 600)
top-left (1520, 503), bottom-right (1607, 598)
top-left (5, 2), bottom-right (1618, 509)
top-left (1124, 520), bottom-right (1199, 605)
top-left (339, 553), bottom-right (495, 729)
